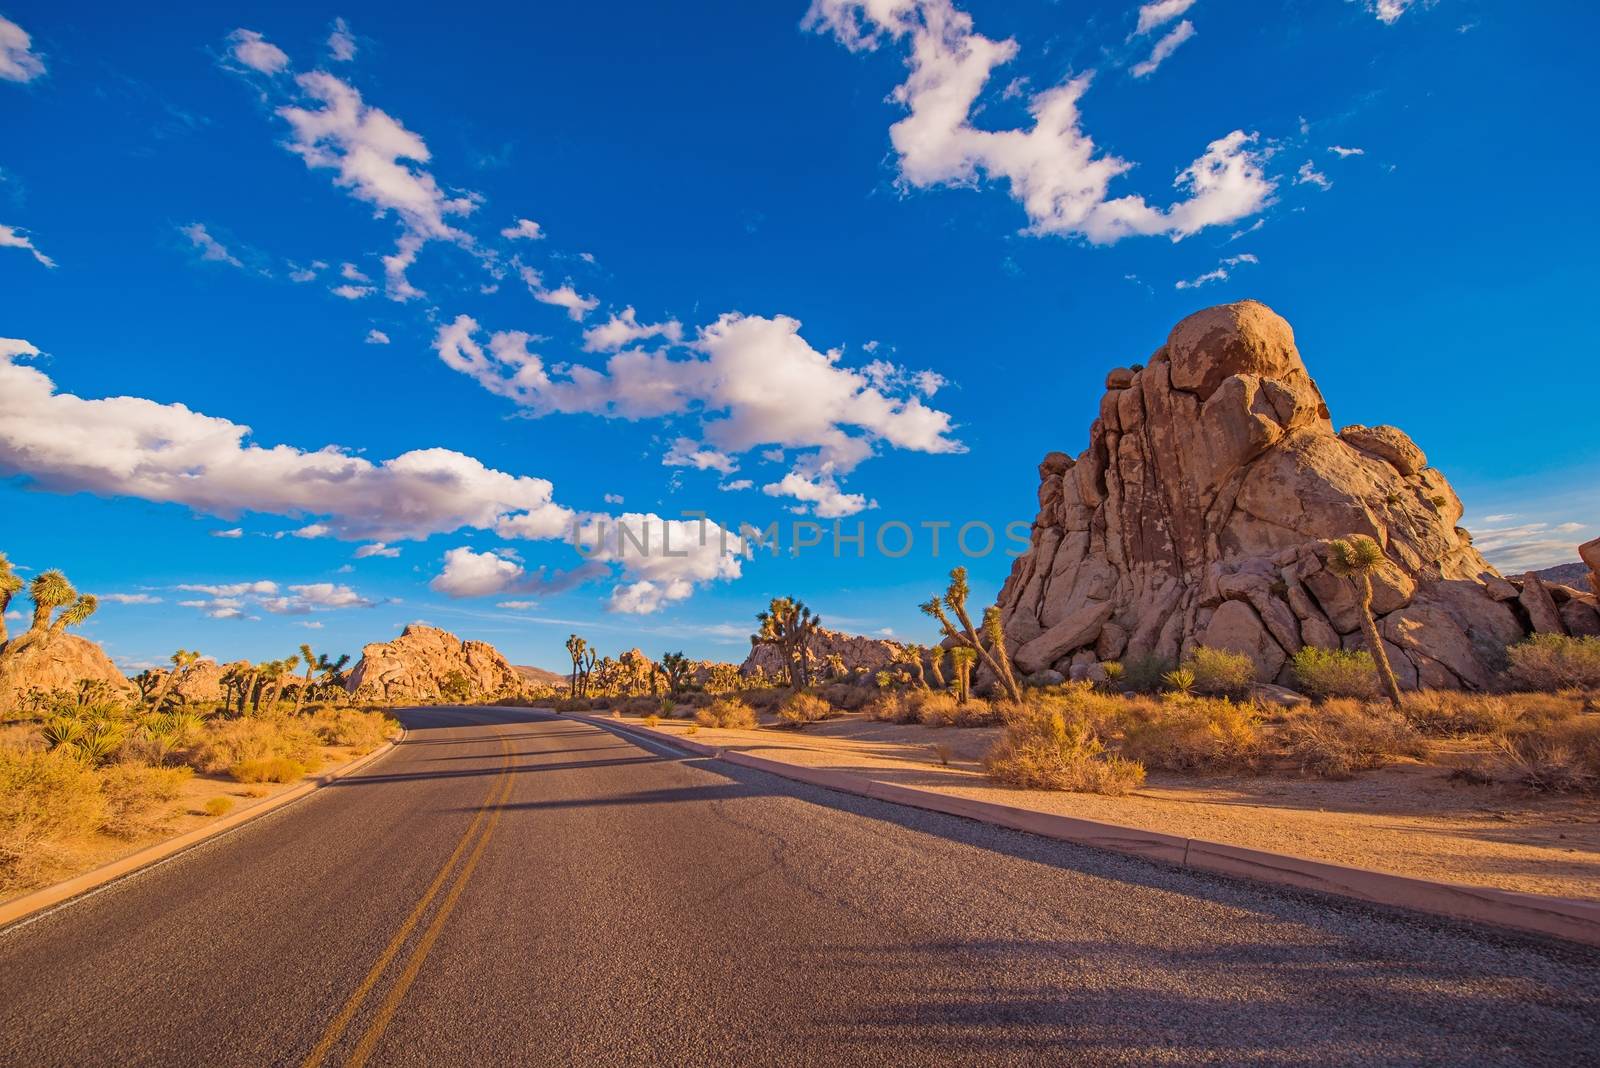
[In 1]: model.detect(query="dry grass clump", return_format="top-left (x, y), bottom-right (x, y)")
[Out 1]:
top-left (694, 698), bottom-right (758, 730)
top-left (98, 763), bottom-right (193, 839)
top-left (1281, 700), bottom-right (1429, 779)
top-left (1504, 634), bottom-right (1600, 690)
top-left (1291, 647), bottom-right (1381, 700)
top-left (984, 704), bottom-right (1145, 795)
top-left (228, 756), bottom-right (310, 784)
top-left (777, 691), bottom-right (834, 728)
top-left (1183, 647), bottom-right (1256, 698)
top-left (306, 707), bottom-right (397, 752)
top-left (202, 796), bottom-right (235, 817)
top-left (1120, 696), bottom-right (1264, 773)
top-left (865, 691), bottom-right (915, 723)
top-left (1496, 716), bottom-right (1600, 793)
top-left (192, 716), bottom-right (320, 777)
top-left (738, 687), bottom-right (789, 712)
top-left (814, 682), bottom-right (872, 711)
top-left (0, 747), bottom-right (106, 893)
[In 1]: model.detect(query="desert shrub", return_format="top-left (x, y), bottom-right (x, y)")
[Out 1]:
top-left (1119, 653), bottom-right (1174, 694)
top-left (910, 691), bottom-right (963, 727)
top-left (1496, 716), bottom-right (1600, 792)
top-left (1504, 634), bottom-right (1600, 691)
top-left (738, 687), bottom-right (788, 711)
top-left (984, 705), bottom-right (1144, 795)
top-left (1184, 647), bottom-right (1256, 698)
top-left (777, 692), bottom-right (833, 728)
top-left (1291, 647), bottom-right (1380, 701)
top-left (1399, 690), bottom-right (1577, 737)
top-left (193, 716), bottom-right (319, 776)
top-left (1120, 696), bottom-right (1264, 773)
top-left (0, 746), bottom-right (106, 892)
top-left (229, 756), bottom-right (309, 783)
top-left (864, 692), bottom-right (912, 723)
top-left (98, 763), bottom-right (193, 840)
top-left (1161, 667), bottom-right (1195, 695)
top-left (202, 796), bottom-right (235, 817)
top-left (694, 698), bottom-right (757, 730)
top-left (815, 682), bottom-right (872, 712)
top-left (1281, 701), bottom-right (1429, 779)
top-left (307, 707), bottom-right (396, 753)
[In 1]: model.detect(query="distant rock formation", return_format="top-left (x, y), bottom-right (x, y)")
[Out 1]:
top-left (996, 300), bottom-right (1598, 690)
top-left (512, 665), bottom-right (565, 688)
top-left (345, 625), bottom-right (523, 703)
top-left (0, 633), bottom-right (136, 707)
top-left (740, 627), bottom-right (904, 680)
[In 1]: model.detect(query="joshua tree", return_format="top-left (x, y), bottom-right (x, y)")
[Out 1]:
top-left (826, 653), bottom-right (847, 682)
top-left (1327, 536), bottom-right (1405, 709)
top-left (920, 567), bottom-right (1022, 702)
top-left (895, 645), bottom-right (929, 689)
top-left (659, 652), bottom-right (692, 696)
top-left (566, 635), bottom-right (590, 697)
top-left (0, 552), bottom-right (22, 649)
top-left (0, 567), bottom-right (98, 667)
top-left (752, 597), bottom-right (821, 690)
top-left (926, 646), bottom-right (947, 689)
top-left (949, 646), bottom-right (977, 705)
top-left (316, 654), bottom-right (352, 702)
top-left (145, 648), bottom-right (201, 712)
top-left (294, 644), bottom-right (348, 714)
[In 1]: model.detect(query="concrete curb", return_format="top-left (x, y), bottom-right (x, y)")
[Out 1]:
top-left (0, 730), bottom-right (406, 931)
top-left (569, 713), bottom-right (1600, 948)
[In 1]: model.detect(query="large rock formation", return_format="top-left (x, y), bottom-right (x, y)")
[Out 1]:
top-left (0, 634), bottom-right (137, 708)
top-left (996, 300), bottom-right (1595, 690)
top-left (740, 627), bottom-right (904, 679)
top-left (345, 625), bottom-right (523, 703)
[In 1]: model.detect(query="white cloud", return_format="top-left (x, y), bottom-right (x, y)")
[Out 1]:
top-left (805, 0), bottom-right (1273, 244)
top-left (1470, 519), bottom-right (1591, 573)
top-left (340, 262), bottom-right (369, 282)
top-left (331, 283), bottom-right (374, 299)
top-left (431, 546), bottom-right (527, 597)
top-left (1131, 20), bottom-right (1194, 78)
top-left (365, 329), bottom-right (390, 344)
top-left (1363, 0), bottom-right (1414, 25)
top-left (0, 15), bottom-right (45, 82)
top-left (762, 470), bottom-right (874, 518)
top-left (434, 312), bottom-right (961, 502)
top-left (664, 437), bottom-right (740, 475)
top-left (602, 493), bottom-right (624, 505)
top-left (720, 479), bottom-right (754, 492)
top-left (497, 600), bottom-right (538, 610)
top-left (607, 578), bottom-right (695, 615)
top-left (102, 593), bottom-right (162, 605)
top-left (0, 223), bottom-right (54, 268)
top-left (581, 307), bottom-right (684, 352)
top-left (1295, 161), bottom-right (1332, 190)
top-left (1329, 145), bottom-right (1365, 158)
top-left (177, 580), bottom-right (279, 597)
top-left (297, 620), bottom-right (325, 629)
top-left (291, 523), bottom-right (330, 538)
top-left (354, 541), bottom-right (400, 558)
top-left (1133, 0), bottom-right (1196, 36)
top-left (227, 29), bottom-right (289, 75)
top-left (328, 18), bottom-right (357, 62)
top-left (180, 223), bottom-right (243, 268)
top-left (534, 283), bottom-right (599, 321)
top-left (1175, 252), bottom-right (1257, 290)
top-left (212, 527), bottom-right (244, 538)
top-left (258, 53), bottom-right (479, 301)
top-left (501, 218), bottom-right (544, 241)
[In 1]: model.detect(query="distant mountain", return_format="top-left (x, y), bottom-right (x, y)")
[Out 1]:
top-left (513, 665), bottom-right (565, 686)
top-left (1533, 561), bottom-right (1590, 589)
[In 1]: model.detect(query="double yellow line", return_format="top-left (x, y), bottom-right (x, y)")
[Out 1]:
top-left (303, 730), bottom-right (516, 1068)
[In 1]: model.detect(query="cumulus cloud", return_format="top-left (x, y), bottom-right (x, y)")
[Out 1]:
top-left (1130, 20), bottom-right (1194, 78)
top-left (663, 438), bottom-right (740, 475)
top-left (804, 0), bottom-right (1273, 244)
top-left (581, 307), bottom-right (684, 353)
top-left (501, 218), bottom-right (544, 241)
top-left (533, 283), bottom-right (599, 321)
top-left (0, 223), bottom-right (54, 268)
top-left (227, 29), bottom-right (289, 75)
top-left (1132, 0), bottom-right (1196, 36)
top-left (762, 470), bottom-right (873, 518)
top-left (0, 14), bottom-right (45, 82)
top-left (430, 546), bottom-right (528, 597)
top-left (435, 311), bottom-right (960, 514)
top-left (1175, 252), bottom-right (1257, 289)
top-left (179, 223), bottom-right (244, 268)
top-left (365, 329), bottom-right (390, 344)
top-left (720, 479), bottom-right (754, 492)
top-left (331, 283), bottom-right (374, 299)
top-left (175, 579), bottom-right (373, 618)
top-left (327, 18), bottom-right (357, 62)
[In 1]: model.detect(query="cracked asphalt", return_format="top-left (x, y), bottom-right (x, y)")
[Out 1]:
top-left (1, 706), bottom-right (1596, 1066)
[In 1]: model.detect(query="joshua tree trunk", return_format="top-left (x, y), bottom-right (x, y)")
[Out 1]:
top-left (926, 648), bottom-right (946, 689)
top-left (1354, 574), bottom-right (1404, 709)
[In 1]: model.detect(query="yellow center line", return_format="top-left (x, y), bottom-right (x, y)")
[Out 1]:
top-left (301, 729), bottom-right (513, 1068)
top-left (343, 761), bottom-right (518, 1068)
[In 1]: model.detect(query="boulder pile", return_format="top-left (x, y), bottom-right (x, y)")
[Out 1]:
top-left (996, 300), bottom-right (1597, 689)
top-left (345, 624), bottom-right (523, 703)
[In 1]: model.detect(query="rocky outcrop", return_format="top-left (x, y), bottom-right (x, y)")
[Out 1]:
top-left (1583, 537), bottom-right (1600, 599)
top-left (0, 634), bottom-right (137, 708)
top-left (345, 625), bottom-right (523, 703)
top-left (140, 658), bottom-right (230, 705)
top-left (995, 300), bottom-right (1592, 690)
top-left (740, 627), bottom-right (904, 679)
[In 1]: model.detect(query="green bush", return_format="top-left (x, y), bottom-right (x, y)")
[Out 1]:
top-left (1291, 647), bottom-right (1381, 700)
top-left (1184, 646), bottom-right (1256, 697)
top-left (1504, 634), bottom-right (1600, 690)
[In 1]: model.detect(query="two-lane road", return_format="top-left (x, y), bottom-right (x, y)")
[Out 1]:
top-left (2, 707), bottom-right (1597, 1066)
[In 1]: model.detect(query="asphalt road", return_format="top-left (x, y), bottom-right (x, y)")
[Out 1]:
top-left (1, 706), bottom-right (1597, 1066)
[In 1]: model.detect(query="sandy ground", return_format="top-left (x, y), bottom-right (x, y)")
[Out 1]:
top-left (611, 712), bottom-right (1600, 902)
top-left (0, 742), bottom-right (369, 906)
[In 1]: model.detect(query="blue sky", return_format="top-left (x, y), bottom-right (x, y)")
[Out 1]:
top-left (2, 0), bottom-right (1595, 672)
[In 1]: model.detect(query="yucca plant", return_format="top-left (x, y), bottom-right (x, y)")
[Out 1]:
top-left (71, 721), bottom-right (126, 765)
top-left (1327, 535), bottom-right (1404, 708)
top-left (41, 714), bottom-right (88, 750)
top-left (1162, 667), bottom-right (1197, 695)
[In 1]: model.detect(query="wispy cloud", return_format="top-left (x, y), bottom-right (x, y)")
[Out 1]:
top-left (0, 222), bottom-right (54, 268)
top-left (0, 14), bottom-right (47, 83)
